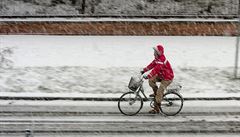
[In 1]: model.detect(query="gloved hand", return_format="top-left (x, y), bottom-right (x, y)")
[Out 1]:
top-left (140, 70), bottom-right (145, 75)
top-left (143, 74), bottom-right (148, 79)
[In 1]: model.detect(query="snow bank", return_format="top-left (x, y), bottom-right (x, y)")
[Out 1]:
top-left (0, 66), bottom-right (239, 95)
top-left (0, 35), bottom-right (236, 68)
top-left (0, 35), bottom-right (239, 96)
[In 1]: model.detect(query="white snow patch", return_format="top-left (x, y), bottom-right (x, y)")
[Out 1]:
top-left (0, 35), bottom-right (239, 96)
top-left (0, 35), bottom-right (237, 68)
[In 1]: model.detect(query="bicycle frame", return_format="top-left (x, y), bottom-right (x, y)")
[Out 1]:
top-left (133, 78), bottom-right (183, 102)
top-left (133, 79), bottom-right (150, 102)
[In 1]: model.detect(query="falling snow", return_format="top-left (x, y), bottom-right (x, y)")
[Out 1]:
top-left (0, 1), bottom-right (240, 137)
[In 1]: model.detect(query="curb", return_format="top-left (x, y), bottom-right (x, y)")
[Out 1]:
top-left (0, 96), bottom-right (240, 101)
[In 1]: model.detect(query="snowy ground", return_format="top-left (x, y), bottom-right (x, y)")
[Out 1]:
top-left (1, 99), bottom-right (240, 136)
top-left (0, 35), bottom-right (239, 97)
top-left (0, 35), bottom-right (240, 136)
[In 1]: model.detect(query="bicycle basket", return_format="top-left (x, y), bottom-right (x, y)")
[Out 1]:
top-left (128, 76), bottom-right (141, 91)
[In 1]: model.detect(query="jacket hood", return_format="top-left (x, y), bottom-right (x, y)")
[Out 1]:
top-left (153, 45), bottom-right (164, 55)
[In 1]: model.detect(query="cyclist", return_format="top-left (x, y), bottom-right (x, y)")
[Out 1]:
top-left (141, 44), bottom-right (174, 114)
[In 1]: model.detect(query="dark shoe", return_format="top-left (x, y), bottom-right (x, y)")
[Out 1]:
top-left (149, 93), bottom-right (155, 97)
top-left (149, 102), bottom-right (160, 114)
top-left (148, 109), bottom-right (160, 114)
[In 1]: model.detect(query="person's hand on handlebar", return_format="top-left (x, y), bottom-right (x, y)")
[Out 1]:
top-left (143, 74), bottom-right (148, 79)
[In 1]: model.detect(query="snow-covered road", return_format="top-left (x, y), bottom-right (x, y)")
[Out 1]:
top-left (0, 100), bottom-right (239, 136)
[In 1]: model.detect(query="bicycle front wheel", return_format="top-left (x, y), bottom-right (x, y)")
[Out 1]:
top-left (160, 92), bottom-right (183, 116)
top-left (118, 92), bottom-right (143, 116)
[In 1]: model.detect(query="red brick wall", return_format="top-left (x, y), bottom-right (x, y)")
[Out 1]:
top-left (0, 21), bottom-right (237, 36)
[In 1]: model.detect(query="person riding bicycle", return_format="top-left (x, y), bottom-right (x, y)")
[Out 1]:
top-left (141, 44), bottom-right (174, 114)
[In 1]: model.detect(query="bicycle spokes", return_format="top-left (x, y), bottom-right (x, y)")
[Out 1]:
top-left (118, 92), bottom-right (143, 116)
top-left (160, 92), bottom-right (184, 116)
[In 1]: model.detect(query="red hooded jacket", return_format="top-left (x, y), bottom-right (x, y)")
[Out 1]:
top-left (143, 45), bottom-right (174, 80)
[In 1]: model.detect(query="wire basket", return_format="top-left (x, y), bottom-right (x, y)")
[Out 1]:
top-left (128, 76), bottom-right (141, 91)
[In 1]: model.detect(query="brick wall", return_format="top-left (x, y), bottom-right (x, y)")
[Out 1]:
top-left (0, 21), bottom-right (237, 36)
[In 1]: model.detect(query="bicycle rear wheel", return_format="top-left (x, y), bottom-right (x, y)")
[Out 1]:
top-left (118, 92), bottom-right (143, 116)
top-left (160, 92), bottom-right (183, 116)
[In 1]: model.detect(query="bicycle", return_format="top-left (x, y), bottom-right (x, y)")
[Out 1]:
top-left (118, 75), bottom-right (184, 116)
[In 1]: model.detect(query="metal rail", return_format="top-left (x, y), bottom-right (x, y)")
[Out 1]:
top-left (0, 14), bottom-right (238, 19)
